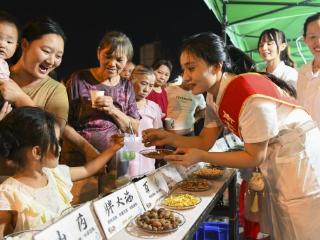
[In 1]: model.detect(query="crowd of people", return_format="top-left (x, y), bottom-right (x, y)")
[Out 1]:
top-left (0, 9), bottom-right (320, 240)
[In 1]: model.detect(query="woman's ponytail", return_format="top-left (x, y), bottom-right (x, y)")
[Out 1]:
top-left (225, 45), bottom-right (256, 74)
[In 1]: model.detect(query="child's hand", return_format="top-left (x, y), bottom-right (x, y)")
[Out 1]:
top-left (110, 133), bottom-right (124, 150)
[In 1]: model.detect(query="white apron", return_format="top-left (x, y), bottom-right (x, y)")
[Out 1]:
top-left (259, 120), bottom-right (320, 240)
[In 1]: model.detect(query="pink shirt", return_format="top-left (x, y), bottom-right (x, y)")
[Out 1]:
top-left (128, 100), bottom-right (163, 176)
top-left (0, 59), bottom-right (10, 79)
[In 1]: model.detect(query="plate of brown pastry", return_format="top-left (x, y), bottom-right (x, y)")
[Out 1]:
top-left (178, 179), bottom-right (211, 192)
top-left (193, 165), bottom-right (225, 179)
top-left (134, 208), bottom-right (185, 233)
top-left (139, 149), bottom-right (174, 159)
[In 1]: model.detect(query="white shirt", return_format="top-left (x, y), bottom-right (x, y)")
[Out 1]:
top-left (166, 86), bottom-right (206, 130)
top-left (269, 61), bottom-right (298, 89)
top-left (297, 62), bottom-right (320, 126)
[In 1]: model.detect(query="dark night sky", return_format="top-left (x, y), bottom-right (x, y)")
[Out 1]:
top-left (1, 0), bottom-right (221, 79)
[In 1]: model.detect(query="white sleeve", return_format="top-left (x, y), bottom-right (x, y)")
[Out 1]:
top-left (56, 165), bottom-right (72, 180)
top-left (196, 94), bottom-right (207, 109)
top-left (0, 185), bottom-right (13, 210)
top-left (0, 193), bottom-right (11, 210)
top-left (239, 98), bottom-right (279, 143)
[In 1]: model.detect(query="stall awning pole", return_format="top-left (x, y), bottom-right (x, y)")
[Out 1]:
top-left (222, 0), bottom-right (228, 42)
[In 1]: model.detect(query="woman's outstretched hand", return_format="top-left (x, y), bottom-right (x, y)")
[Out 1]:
top-left (142, 128), bottom-right (173, 147)
top-left (164, 148), bottom-right (206, 167)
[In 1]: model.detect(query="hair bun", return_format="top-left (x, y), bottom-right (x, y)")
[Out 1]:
top-left (0, 125), bottom-right (19, 159)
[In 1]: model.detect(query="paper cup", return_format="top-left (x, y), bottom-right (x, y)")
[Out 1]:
top-left (90, 90), bottom-right (104, 108)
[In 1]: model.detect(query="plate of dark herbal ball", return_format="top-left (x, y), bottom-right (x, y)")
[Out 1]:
top-left (139, 149), bottom-right (174, 159)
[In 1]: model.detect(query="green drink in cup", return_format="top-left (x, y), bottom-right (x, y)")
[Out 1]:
top-left (122, 150), bottom-right (136, 160)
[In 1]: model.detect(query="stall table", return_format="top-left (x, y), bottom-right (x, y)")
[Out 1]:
top-left (111, 168), bottom-right (238, 240)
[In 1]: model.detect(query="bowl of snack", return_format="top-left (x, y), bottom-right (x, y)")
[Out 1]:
top-left (193, 165), bottom-right (225, 179)
top-left (178, 179), bottom-right (211, 192)
top-left (162, 193), bottom-right (201, 210)
top-left (134, 208), bottom-right (185, 233)
top-left (139, 149), bottom-right (174, 159)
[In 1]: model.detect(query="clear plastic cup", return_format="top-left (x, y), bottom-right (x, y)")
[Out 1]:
top-left (121, 135), bottom-right (138, 161)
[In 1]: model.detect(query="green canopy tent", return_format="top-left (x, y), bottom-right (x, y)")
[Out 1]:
top-left (203, 0), bottom-right (320, 69)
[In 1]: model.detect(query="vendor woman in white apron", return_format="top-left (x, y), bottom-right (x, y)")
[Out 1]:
top-left (142, 32), bottom-right (320, 240)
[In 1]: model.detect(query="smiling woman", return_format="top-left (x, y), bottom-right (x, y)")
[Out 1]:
top-left (63, 31), bottom-right (140, 195)
top-left (0, 16), bottom-right (68, 128)
top-left (65, 30), bottom-right (139, 153)
top-left (0, 16), bottom-right (73, 179)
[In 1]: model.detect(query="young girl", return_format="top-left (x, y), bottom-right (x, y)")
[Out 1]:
top-left (143, 32), bottom-right (320, 239)
top-left (0, 106), bottom-right (123, 237)
top-left (0, 11), bottom-right (19, 119)
top-left (258, 28), bottom-right (298, 89)
top-left (146, 59), bottom-right (172, 119)
top-left (297, 13), bottom-right (320, 126)
top-left (128, 65), bottom-right (163, 176)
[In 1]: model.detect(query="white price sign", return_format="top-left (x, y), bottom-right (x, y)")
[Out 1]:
top-left (134, 175), bottom-right (165, 210)
top-left (93, 183), bottom-right (144, 239)
top-left (185, 162), bottom-right (204, 176)
top-left (159, 164), bottom-right (183, 189)
top-left (34, 202), bottom-right (102, 240)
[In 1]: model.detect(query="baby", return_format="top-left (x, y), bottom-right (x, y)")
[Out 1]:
top-left (0, 11), bottom-right (19, 119)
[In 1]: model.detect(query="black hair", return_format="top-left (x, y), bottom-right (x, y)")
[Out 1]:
top-left (0, 10), bottom-right (20, 39)
top-left (258, 28), bottom-right (295, 68)
top-left (260, 72), bottom-right (297, 98)
top-left (180, 32), bottom-right (255, 74)
top-left (152, 59), bottom-right (173, 73)
top-left (22, 16), bottom-right (66, 43)
top-left (226, 45), bottom-right (257, 73)
top-left (303, 12), bottom-right (320, 37)
top-left (98, 31), bottom-right (133, 61)
top-left (0, 107), bottom-right (60, 168)
top-left (180, 32), bottom-right (296, 97)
